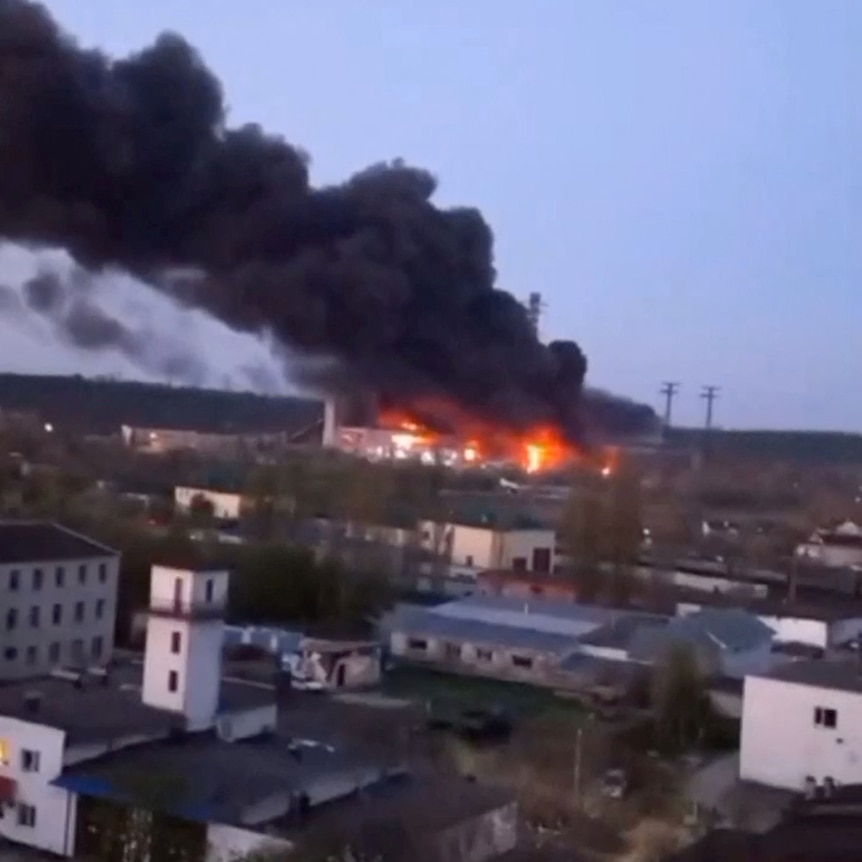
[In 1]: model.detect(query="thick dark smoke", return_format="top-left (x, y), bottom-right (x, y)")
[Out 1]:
top-left (0, 0), bottom-right (658, 441)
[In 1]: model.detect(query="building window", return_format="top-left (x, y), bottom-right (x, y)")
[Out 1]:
top-left (25, 646), bottom-right (36, 666)
top-left (815, 707), bottom-right (838, 729)
top-left (171, 631), bottom-right (182, 654)
top-left (78, 564), bottom-right (87, 585)
top-left (9, 570), bottom-right (19, 591)
top-left (6, 609), bottom-right (17, 631)
top-left (205, 578), bottom-right (214, 603)
top-left (532, 548), bottom-right (552, 573)
top-left (4, 647), bottom-right (16, 661)
top-left (92, 636), bottom-right (103, 659)
top-left (48, 642), bottom-right (60, 664)
top-left (476, 647), bottom-right (493, 662)
top-left (0, 740), bottom-right (9, 766)
top-left (465, 555), bottom-right (474, 567)
top-left (55, 566), bottom-right (65, 587)
top-left (406, 637), bottom-right (428, 652)
top-left (16, 803), bottom-right (36, 827)
top-left (511, 654), bottom-right (533, 669)
top-left (52, 604), bottom-right (62, 626)
top-left (71, 639), bottom-right (83, 661)
top-left (29, 606), bottom-right (39, 628)
top-left (95, 599), bottom-right (105, 620)
top-left (444, 642), bottom-right (461, 661)
top-left (98, 563), bottom-right (107, 583)
top-left (32, 569), bottom-right (43, 591)
top-left (20, 749), bottom-right (40, 773)
top-left (168, 670), bottom-right (179, 693)
top-left (74, 601), bottom-right (84, 623)
top-left (511, 557), bottom-right (527, 572)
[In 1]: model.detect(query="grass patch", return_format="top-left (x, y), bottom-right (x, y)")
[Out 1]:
top-left (382, 664), bottom-right (583, 718)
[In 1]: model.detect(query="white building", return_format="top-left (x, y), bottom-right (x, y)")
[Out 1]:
top-left (796, 520), bottom-right (862, 569)
top-left (174, 486), bottom-right (245, 521)
top-left (0, 563), bottom-right (513, 861)
top-left (740, 660), bottom-right (862, 791)
top-left (0, 521), bottom-right (120, 678)
top-left (419, 520), bottom-right (556, 574)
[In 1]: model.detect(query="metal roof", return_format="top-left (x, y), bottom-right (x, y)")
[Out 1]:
top-left (680, 608), bottom-right (774, 651)
top-left (430, 595), bottom-right (614, 638)
top-left (388, 607), bottom-right (580, 656)
top-left (756, 659), bottom-right (862, 694)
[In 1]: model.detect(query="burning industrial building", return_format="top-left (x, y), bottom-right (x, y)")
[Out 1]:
top-left (0, 0), bottom-right (659, 452)
top-left (321, 390), bottom-right (612, 473)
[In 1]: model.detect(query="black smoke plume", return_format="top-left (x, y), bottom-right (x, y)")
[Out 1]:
top-left (0, 0), bottom-right (658, 441)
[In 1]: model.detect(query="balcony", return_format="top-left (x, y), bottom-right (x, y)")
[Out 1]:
top-left (146, 599), bottom-right (225, 621)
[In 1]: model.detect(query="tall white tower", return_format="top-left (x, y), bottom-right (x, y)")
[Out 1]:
top-left (141, 564), bottom-right (229, 731)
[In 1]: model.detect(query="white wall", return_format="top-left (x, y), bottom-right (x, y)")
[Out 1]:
top-left (175, 487), bottom-right (244, 520)
top-left (217, 704), bottom-right (277, 742)
top-left (206, 823), bottom-right (292, 861)
top-left (149, 566), bottom-right (229, 610)
top-left (450, 526), bottom-right (496, 568)
top-left (500, 530), bottom-right (555, 572)
top-left (0, 717), bottom-right (76, 855)
top-left (740, 675), bottom-right (862, 789)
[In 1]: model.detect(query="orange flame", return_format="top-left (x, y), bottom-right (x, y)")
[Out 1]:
top-left (377, 401), bottom-right (578, 473)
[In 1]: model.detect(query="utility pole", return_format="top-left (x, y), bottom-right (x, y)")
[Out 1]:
top-left (700, 385), bottom-right (720, 430)
top-left (573, 726), bottom-right (583, 808)
top-left (659, 381), bottom-right (680, 428)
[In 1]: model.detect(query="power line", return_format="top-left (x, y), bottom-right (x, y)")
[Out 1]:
top-left (700, 385), bottom-right (720, 430)
top-left (659, 381), bottom-right (680, 427)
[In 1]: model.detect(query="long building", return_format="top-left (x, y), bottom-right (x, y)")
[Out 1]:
top-left (0, 522), bottom-right (119, 679)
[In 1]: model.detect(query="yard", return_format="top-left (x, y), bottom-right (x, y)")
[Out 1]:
top-left (381, 665), bottom-right (585, 719)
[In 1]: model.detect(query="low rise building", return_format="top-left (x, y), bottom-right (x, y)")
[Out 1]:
top-left (740, 660), bottom-right (862, 791)
top-left (796, 520), bottom-right (862, 569)
top-left (175, 486), bottom-right (247, 520)
top-left (0, 521), bottom-right (119, 679)
top-left (419, 519), bottom-right (556, 574)
top-left (0, 561), bottom-right (513, 861)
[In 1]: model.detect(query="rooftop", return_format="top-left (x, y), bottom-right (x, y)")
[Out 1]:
top-left (0, 521), bottom-right (117, 564)
top-left (283, 773), bottom-right (514, 855)
top-left (575, 613), bottom-right (669, 649)
top-left (387, 606), bottom-right (581, 656)
top-left (53, 730), bottom-right (382, 827)
top-left (0, 662), bottom-right (273, 745)
top-left (755, 659), bottom-right (862, 695)
top-left (430, 594), bottom-right (615, 637)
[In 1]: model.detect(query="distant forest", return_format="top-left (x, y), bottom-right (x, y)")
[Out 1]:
top-left (0, 373), bottom-right (321, 435)
top-left (0, 373), bottom-right (861, 465)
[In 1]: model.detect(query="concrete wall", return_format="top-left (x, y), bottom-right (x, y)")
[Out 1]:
top-left (0, 717), bottom-right (76, 855)
top-left (436, 801), bottom-right (519, 862)
top-left (0, 554), bottom-right (118, 680)
top-left (217, 704), bottom-right (277, 742)
top-left (740, 675), bottom-right (862, 789)
top-left (390, 631), bottom-right (562, 686)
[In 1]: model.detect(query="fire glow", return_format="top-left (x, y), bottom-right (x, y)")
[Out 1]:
top-left (377, 403), bottom-right (577, 474)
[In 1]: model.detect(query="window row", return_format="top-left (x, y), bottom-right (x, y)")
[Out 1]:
top-left (6, 562), bottom-right (110, 592)
top-left (2, 636), bottom-right (104, 665)
top-left (5, 598), bottom-right (107, 631)
top-left (406, 637), bottom-right (535, 669)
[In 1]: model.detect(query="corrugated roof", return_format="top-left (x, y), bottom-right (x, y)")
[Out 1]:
top-left (682, 607), bottom-right (774, 651)
top-left (388, 607), bottom-right (580, 655)
top-left (430, 595), bottom-right (614, 638)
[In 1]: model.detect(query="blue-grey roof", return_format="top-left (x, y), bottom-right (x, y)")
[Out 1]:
top-left (430, 595), bottom-right (614, 638)
top-left (575, 613), bottom-right (669, 649)
top-left (627, 608), bottom-right (773, 662)
top-left (680, 607), bottom-right (774, 651)
top-left (388, 607), bottom-right (580, 656)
